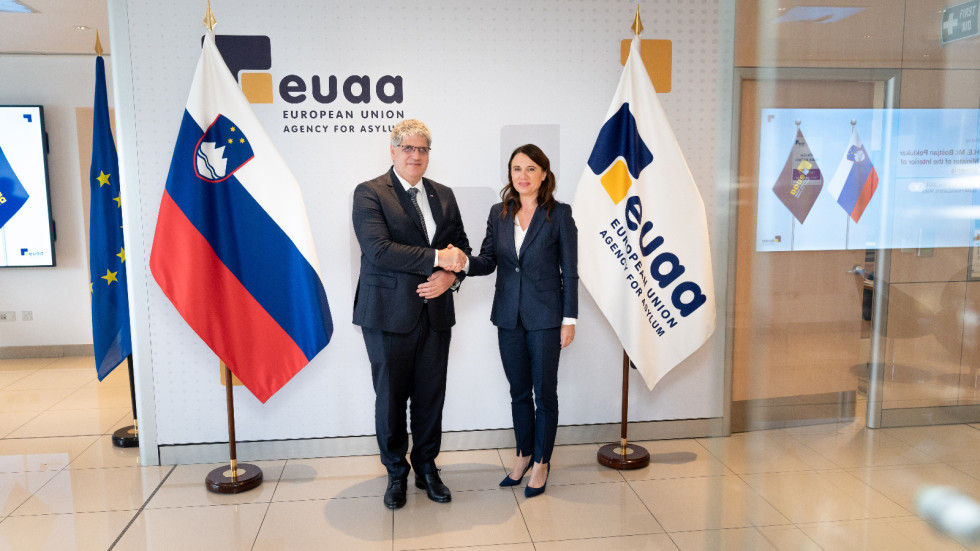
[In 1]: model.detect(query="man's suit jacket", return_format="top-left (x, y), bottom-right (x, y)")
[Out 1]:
top-left (352, 168), bottom-right (471, 333)
top-left (468, 202), bottom-right (577, 331)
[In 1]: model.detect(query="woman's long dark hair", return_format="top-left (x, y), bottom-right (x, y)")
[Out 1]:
top-left (500, 144), bottom-right (557, 221)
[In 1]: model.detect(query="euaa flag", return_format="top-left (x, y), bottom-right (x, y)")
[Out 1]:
top-left (772, 127), bottom-right (822, 224)
top-left (0, 145), bottom-right (30, 230)
top-left (572, 35), bottom-right (715, 391)
top-left (150, 32), bottom-right (333, 403)
top-left (827, 128), bottom-right (878, 223)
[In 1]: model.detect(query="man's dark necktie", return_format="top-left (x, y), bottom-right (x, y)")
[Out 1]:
top-left (408, 187), bottom-right (429, 244)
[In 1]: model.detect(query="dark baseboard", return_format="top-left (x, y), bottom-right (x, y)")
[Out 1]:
top-left (0, 345), bottom-right (94, 359)
top-left (732, 391), bottom-right (857, 432)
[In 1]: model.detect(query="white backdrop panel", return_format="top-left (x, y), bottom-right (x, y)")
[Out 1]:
top-left (121, 0), bottom-right (733, 445)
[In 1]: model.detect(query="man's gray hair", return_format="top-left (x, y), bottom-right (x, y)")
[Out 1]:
top-left (390, 119), bottom-right (432, 147)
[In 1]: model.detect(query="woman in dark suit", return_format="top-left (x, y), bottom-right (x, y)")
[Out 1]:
top-left (467, 144), bottom-right (577, 498)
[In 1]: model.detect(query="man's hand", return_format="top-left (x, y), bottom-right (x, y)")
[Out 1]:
top-left (437, 244), bottom-right (467, 272)
top-left (560, 325), bottom-right (575, 348)
top-left (418, 270), bottom-right (456, 299)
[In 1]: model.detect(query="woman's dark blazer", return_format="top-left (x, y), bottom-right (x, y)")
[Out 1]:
top-left (468, 201), bottom-right (578, 331)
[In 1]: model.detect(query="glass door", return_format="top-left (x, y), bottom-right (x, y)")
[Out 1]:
top-left (732, 70), bottom-right (896, 431)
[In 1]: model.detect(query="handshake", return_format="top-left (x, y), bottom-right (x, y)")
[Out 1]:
top-left (437, 244), bottom-right (467, 272)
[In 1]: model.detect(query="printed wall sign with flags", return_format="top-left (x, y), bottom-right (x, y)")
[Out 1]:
top-left (150, 31), bottom-right (333, 404)
top-left (572, 35), bottom-right (716, 391)
top-left (772, 126), bottom-right (823, 224)
top-left (89, 53), bottom-right (132, 380)
top-left (827, 126), bottom-right (879, 223)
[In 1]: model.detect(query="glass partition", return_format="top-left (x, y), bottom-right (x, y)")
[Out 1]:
top-left (733, 0), bottom-right (980, 431)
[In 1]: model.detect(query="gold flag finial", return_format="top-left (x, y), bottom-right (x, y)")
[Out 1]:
top-left (203, 0), bottom-right (217, 31)
top-left (631, 5), bottom-right (643, 36)
top-left (94, 30), bottom-right (103, 56)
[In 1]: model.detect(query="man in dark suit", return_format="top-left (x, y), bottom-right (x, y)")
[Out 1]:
top-left (352, 119), bottom-right (470, 509)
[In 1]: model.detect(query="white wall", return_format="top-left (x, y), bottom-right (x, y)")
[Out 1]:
top-left (113, 0), bottom-right (735, 459)
top-left (0, 55), bottom-right (111, 349)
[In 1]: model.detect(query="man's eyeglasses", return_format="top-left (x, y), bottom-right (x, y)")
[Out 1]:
top-left (396, 145), bottom-right (431, 155)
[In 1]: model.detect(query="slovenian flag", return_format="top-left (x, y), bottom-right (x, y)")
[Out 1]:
top-left (572, 35), bottom-right (715, 391)
top-left (150, 32), bottom-right (333, 403)
top-left (0, 144), bottom-right (30, 230)
top-left (827, 128), bottom-right (878, 223)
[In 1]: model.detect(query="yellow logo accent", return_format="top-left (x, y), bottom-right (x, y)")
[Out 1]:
top-left (241, 73), bottom-right (274, 104)
top-left (790, 159), bottom-right (812, 197)
top-left (619, 39), bottom-right (672, 93)
top-left (601, 159), bottom-right (633, 204)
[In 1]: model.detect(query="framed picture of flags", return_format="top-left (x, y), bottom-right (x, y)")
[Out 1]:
top-left (756, 107), bottom-right (980, 254)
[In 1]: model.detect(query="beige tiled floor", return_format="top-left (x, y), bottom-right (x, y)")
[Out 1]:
top-left (2, 357), bottom-right (980, 550)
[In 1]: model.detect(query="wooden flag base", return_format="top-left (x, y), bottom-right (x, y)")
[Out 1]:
top-left (111, 425), bottom-right (139, 448)
top-left (206, 462), bottom-right (263, 494)
top-left (597, 442), bottom-right (650, 470)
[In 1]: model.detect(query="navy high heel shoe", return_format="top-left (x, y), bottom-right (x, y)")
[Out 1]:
top-left (524, 464), bottom-right (550, 498)
top-left (499, 459), bottom-right (532, 487)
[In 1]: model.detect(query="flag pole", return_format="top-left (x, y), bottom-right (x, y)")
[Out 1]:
top-left (194, 1), bottom-right (262, 493)
top-left (596, 7), bottom-right (652, 470)
top-left (597, 350), bottom-right (650, 469)
top-left (205, 361), bottom-right (263, 493)
top-left (93, 30), bottom-right (138, 449)
top-left (111, 355), bottom-right (140, 447)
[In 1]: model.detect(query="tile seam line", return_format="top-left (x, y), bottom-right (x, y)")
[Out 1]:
top-left (3, 424), bottom-right (105, 516)
top-left (496, 448), bottom-right (530, 547)
top-left (621, 471), bottom-right (670, 541)
top-left (107, 464), bottom-right (177, 550)
top-left (250, 461), bottom-right (287, 550)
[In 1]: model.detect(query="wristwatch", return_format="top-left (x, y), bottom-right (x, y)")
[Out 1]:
top-left (449, 276), bottom-right (461, 292)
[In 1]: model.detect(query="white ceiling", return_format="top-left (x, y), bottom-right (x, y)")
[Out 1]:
top-left (0, 0), bottom-right (110, 55)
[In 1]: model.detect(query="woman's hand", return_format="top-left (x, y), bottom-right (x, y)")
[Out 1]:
top-left (560, 324), bottom-right (575, 348)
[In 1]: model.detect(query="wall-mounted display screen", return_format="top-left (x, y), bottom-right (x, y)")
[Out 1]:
top-left (0, 105), bottom-right (55, 267)
top-left (757, 108), bottom-right (980, 252)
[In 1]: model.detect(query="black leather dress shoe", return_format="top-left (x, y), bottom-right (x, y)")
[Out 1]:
top-left (415, 471), bottom-right (452, 503)
top-left (384, 477), bottom-right (407, 509)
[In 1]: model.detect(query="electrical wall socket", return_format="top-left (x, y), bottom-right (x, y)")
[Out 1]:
top-left (21, 311), bottom-right (32, 321)
top-left (0, 311), bottom-right (14, 321)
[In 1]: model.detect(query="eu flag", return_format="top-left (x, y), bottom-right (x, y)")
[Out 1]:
top-left (0, 145), bottom-right (30, 229)
top-left (89, 55), bottom-right (132, 380)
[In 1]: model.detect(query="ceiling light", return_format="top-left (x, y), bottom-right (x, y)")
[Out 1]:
top-left (775, 7), bottom-right (865, 24)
